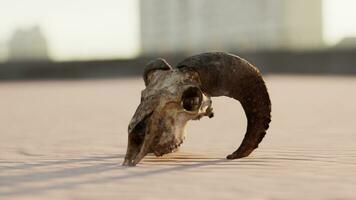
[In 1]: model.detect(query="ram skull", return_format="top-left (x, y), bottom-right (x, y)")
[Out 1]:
top-left (123, 52), bottom-right (271, 166)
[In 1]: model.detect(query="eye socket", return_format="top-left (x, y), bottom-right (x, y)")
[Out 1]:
top-left (181, 87), bottom-right (203, 111)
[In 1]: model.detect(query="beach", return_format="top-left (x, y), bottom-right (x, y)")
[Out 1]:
top-left (1, 75), bottom-right (355, 199)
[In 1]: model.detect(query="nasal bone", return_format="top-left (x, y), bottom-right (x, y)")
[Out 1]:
top-left (205, 106), bottom-right (214, 118)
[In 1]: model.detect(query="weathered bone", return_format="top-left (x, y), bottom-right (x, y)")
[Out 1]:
top-left (123, 52), bottom-right (271, 166)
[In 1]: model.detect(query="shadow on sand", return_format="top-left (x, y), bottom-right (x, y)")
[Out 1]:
top-left (2, 149), bottom-right (349, 197)
top-left (0, 153), bottom-right (245, 196)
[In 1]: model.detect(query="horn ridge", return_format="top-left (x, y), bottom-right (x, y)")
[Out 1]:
top-left (177, 52), bottom-right (271, 159)
top-left (143, 58), bottom-right (172, 86)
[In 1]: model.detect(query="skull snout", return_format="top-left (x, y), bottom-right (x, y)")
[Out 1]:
top-left (124, 80), bottom-right (213, 166)
top-left (123, 112), bottom-right (152, 166)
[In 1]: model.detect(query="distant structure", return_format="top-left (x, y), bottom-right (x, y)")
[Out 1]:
top-left (140, 0), bottom-right (323, 55)
top-left (0, 42), bottom-right (7, 62)
top-left (7, 26), bottom-right (50, 62)
top-left (333, 37), bottom-right (356, 49)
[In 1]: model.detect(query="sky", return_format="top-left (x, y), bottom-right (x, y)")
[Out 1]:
top-left (323, 0), bottom-right (356, 45)
top-left (0, 0), bottom-right (356, 61)
top-left (0, 0), bottom-right (140, 61)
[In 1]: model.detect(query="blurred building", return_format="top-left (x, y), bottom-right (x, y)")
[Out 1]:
top-left (140, 0), bottom-right (323, 55)
top-left (7, 26), bottom-right (50, 62)
top-left (0, 42), bottom-right (7, 62)
top-left (333, 37), bottom-right (356, 49)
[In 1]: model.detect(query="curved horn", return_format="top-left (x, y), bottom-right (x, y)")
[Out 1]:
top-left (143, 58), bottom-right (172, 86)
top-left (177, 52), bottom-right (271, 159)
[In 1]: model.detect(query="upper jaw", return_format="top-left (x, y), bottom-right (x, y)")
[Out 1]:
top-left (124, 107), bottom-right (187, 166)
top-left (124, 91), bottom-right (213, 166)
top-left (123, 112), bottom-right (152, 166)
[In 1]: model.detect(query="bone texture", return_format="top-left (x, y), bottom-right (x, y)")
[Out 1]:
top-left (124, 67), bottom-right (211, 166)
top-left (124, 52), bottom-right (271, 166)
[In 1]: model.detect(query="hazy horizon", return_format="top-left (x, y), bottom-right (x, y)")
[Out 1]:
top-left (0, 0), bottom-right (355, 61)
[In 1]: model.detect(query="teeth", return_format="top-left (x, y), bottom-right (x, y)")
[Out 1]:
top-left (152, 139), bottom-right (184, 156)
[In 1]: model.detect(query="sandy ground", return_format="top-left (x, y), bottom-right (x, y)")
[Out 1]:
top-left (0, 75), bottom-right (355, 200)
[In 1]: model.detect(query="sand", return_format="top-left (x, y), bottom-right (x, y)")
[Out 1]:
top-left (0, 75), bottom-right (355, 200)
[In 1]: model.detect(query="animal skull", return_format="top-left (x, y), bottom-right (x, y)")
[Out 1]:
top-left (123, 52), bottom-right (271, 166)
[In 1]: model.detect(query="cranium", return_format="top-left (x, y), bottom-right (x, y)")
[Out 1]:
top-left (123, 52), bottom-right (271, 166)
